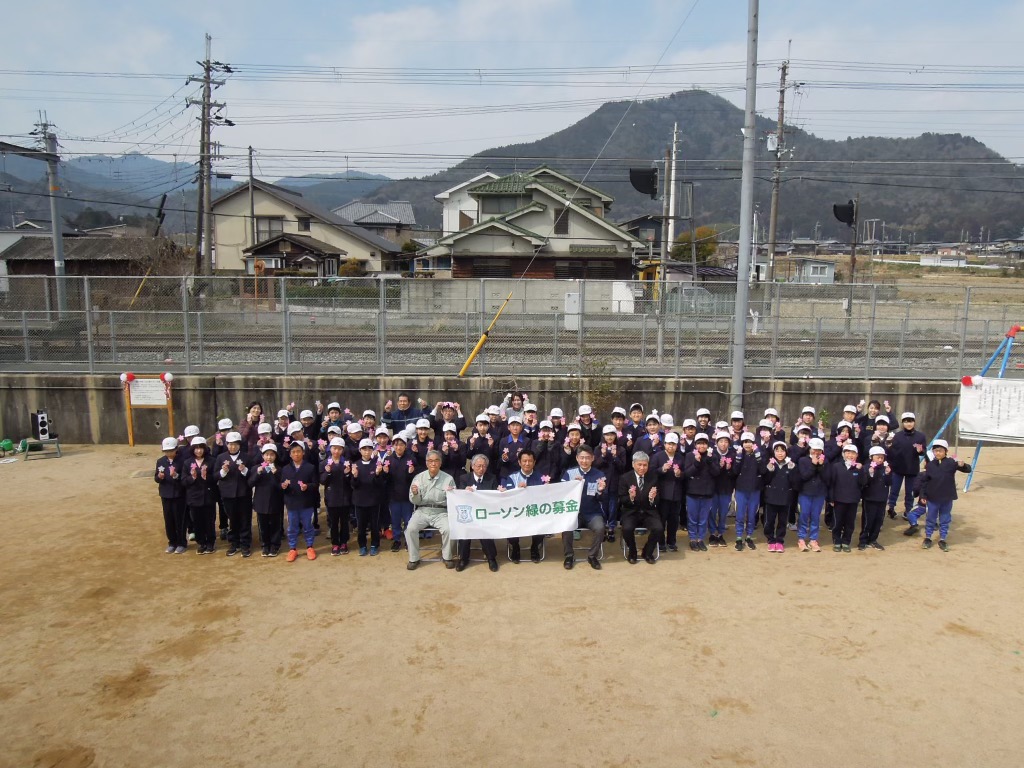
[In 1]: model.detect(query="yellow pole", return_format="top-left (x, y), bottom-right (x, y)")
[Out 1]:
top-left (128, 265), bottom-right (154, 309)
top-left (458, 291), bottom-right (514, 377)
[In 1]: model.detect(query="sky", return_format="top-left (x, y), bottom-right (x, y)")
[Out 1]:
top-left (2, 0), bottom-right (1023, 182)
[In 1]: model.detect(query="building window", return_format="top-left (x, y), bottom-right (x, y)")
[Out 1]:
top-left (256, 216), bottom-right (284, 242)
top-left (297, 217), bottom-right (311, 232)
top-left (809, 265), bottom-right (827, 277)
top-left (437, 256), bottom-right (452, 270)
top-left (480, 196), bottom-right (521, 215)
top-left (553, 207), bottom-right (569, 236)
top-left (474, 258), bottom-right (512, 278)
top-left (322, 258), bottom-right (337, 277)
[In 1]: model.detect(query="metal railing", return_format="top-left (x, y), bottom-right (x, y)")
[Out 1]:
top-left (1, 275), bottom-right (1022, 379)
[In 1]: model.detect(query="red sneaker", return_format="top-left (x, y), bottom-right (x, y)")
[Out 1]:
top-left (306, 547), bottom-right (317, 561)
top-left (286, 549), bottom-right (298, 562)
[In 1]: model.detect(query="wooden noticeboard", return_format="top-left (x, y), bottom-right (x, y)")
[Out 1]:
top-left (122, 374), bottom-right (175, 446)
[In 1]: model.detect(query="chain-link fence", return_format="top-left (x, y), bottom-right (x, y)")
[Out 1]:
top-left (1, 275), bottom-right (1023, 379)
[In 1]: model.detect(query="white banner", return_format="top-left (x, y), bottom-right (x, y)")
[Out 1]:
top-left (446, 482), bottom-right (585, 539)
top-left (959, 377), bottom-right (1024, 444)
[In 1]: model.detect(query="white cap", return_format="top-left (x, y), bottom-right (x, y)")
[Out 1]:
top-left (375, 426), bottom-right (390, 437)
top-left (602, 424), bottom-right (617, 435)
top-left (740, 432), bottom-right (755, 443)
top-left (842, 443), bottom-right (859, 454)
top-left (475, 413), bottom-right (489, 423)
top-left (660, 414), bottom-right (674, 428)
top-left (299, 410), bottom-right (314, 420)
top-left (346, 422), bottom-right (362, 434)
top-left (932, 439), bottom-right (949, 449)
top-left (549, 407), bottom-right (564, 419)
top-left (329, 437), bottom-right (345, 448)
top-left (901, 412), bottom-right (916, 421)
top-left (524, 403), bottom-right (538, 412)
top-left (442, 423), bottom-right (457, 432)
top-left (161, 437), bottom-right (178, 451)
top-left (485, 405), bottom-right (499, 416)
top-left (363, 409), bottom-right (376, 418)
top-left (217, 418), bottom-right (232, 431)
top-left (694, 433), bottom-right (710, 443)
top-left (629, 402), bottom-right (644, 412)
top-left (226, 431), bottom-right (242, 443)
top-left (611, 406), bottom-right (627, 417)
top-left (415, 418), bottom-right (431, 429)
top-left (358, 438), bottom-right (374, 449)
top-left (809, 438), bottom-right (825, 450)
top-left (876, 415), bottom-right (890, 424)
top-left (868, 446), bottom-right (886, 456)
top-left (578, 404), bottom-right (593, 416)
top-left (287, 422), bottom-right (303, 434)
top-left (801, 406), bottom-right (816, 415)
top-left (715, 421), bottom-right (729, 430)
top-left (730, 410), bottom-right (744, 420)
top-left (682, 418), bottom-right (697, 429)
top-left (392, 432), bottom-right (408, 443)
top-left (764, 408), bottom-right (779, 418)
top-left (566, 422), bottom-right (581, 432)
top-left (277, 409), bottom-right (289, 419)
top-left (184, 425), bottom-right (200, 438)
top-left (261, 443), bottom-right (278, 454)
top-left (258, 423), bottom-right (273, 435)
top-left (696, 408), bottom-right (711, 417)
top-left (760, 419), bottom-right (776, 430)
top-left (327, 402), bottom-right (341, 411)
top-left (794, 423), bottom-right (811, 433)
top-left (772, 441), bottom-right (788, 451)
top-left (843, 404), bottom-right (857, 413)
top-left (665, 432), bottom-right (680, 443)
top-left (327, 425), bottom-right (342, 435)
top-left (714, 431), bottom-right (731, 441)
top-left (836, 420), bottom-right (853, 431)
top-left (540, 420), bottom-right (554, 430)
top-left (645, 413), bottom-right (660, 423)
top-left (507, 414), bottom-right (523, 425)
top-left (190, 436), bottom-right (207, 446)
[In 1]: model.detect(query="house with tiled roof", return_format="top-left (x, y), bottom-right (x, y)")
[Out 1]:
top-left (331, 200), bottom-right (417, 245)
top-left (211, 179), bottom-right (401, 275)
top-left (417, 167), bottom-right (641, 279)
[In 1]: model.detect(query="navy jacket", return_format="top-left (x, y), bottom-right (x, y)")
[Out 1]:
top-left (280, 461), bottom-right (319, 510)
top-left (888, 428), bottom-right (928, 476)
top-left (798, 455), bottom-right (829, 497)
top-left (154, 456), bottom-right (183, 499)
top-left (497, 435), bottom-right (531, 478)
top-left (248, 463), bottom-right (284, 516)
top-left (386, 451), bottom-right (417, 503)
top-left (918, 457), bottom-right (971, 504)
top-left (683, 450), bottom-right (720, 497)
top-left (349, 459), bottom-right (385, 507)
top-left (319, 458), bottom-right (352, 507)
top-left (383, 406), bottom-right (425, 434)
top-left (531, 438), bottom-right (562, 479)
top-left (734, 449), bottom-right (768, 493)
top-left (594, 439), bottom-right (629, 493)
top-left (465, 431), bottom-right (499, 466)
top-left (862, 462), bottom-right (892, 503)
top-left (828, 460), bottom-right (867, 504)
top-left (438, 437), bottom-right (467, 478)
top-left (617, 470), bottom-right (659, 515)
top-left (651, 449), bottom-right (686, 501)
top-left (561, 466), bottom-right (607, 520)
top-left (762, 458), bottom-right (801, 506)
top-left (711, 449), bottom-right (740, 494)
top-left (182, 455), bottom-right (217, 507)
top-left (214, 449), bottom-right (252, 499)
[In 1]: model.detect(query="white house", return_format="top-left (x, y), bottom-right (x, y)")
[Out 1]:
top-left (434, 171), bottom-right (498, 236)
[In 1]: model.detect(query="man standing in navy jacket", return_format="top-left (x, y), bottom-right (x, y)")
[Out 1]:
top-left (887, 412), bottom-right (927, 518)
top-left (382, 393), bottom-right (428, 434)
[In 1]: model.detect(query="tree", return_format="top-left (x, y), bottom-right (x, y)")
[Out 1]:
top-left (337, 257), bottom-right (367, 277)
top-left (671, 226), bottom-right (719, 265)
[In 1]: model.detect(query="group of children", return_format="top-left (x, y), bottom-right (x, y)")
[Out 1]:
top-left (154, 392), bottom-right (971, 563)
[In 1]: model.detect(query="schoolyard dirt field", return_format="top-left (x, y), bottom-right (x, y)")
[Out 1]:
top-left (1, 444), bottom-right (1022, 768)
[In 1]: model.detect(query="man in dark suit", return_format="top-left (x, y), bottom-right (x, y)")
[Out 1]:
top-left (618, 451), bottom-right (663, 564)
top-left (454, 454), bottom-right (500, 572)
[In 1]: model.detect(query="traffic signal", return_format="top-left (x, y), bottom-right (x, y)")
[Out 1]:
top-left (629, 167), bottom-right (659, 199)
top-left (833, 199), bottom-right (857, 227)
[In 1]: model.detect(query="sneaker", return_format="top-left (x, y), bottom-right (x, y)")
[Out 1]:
top-left (196, 547), bottom-right (205, 556)
top-left (745, 537), bottom-right (757, 551)
top-left (261, 547), bottom-right (270, 557)
top-left (886, 507), bottom-right (896, 519)
top-left (869, 542), bottom-right (885, 550)
top-left (390, 541), bottom-right (401, 553)
top-left (359, 547), bottom-right (368, 557)
top-left (858, 544), bottom-right (867, 551)
top-left (689, 541), bottom-right (699, 552)
top-left (226, 547), bottom-right (239, 557)
top-left (697, 540), bottom-right (708, 552)
top-left (369, 546), bottom-right (379, 556)
top-left (735, 539), bottom-right (744, 551)
top-left (174, 546), bottom-right (186, 554)
top-left (384, 528), bottom-right (394, 540)
top-left (787, 523), bottom-right (797, 531)
top-left (331, 546), bottom-right (341, 557)
top-left (777, 543), bottom-right (785, 553)
top-left (242, 549), bottom-right (252, 558)
top-left (809, 540), bottom-right (821, 552)
top-left (903, 524), bottom-right (920, 536)
top-left (842, 544), bottom-right (852, 553)
top-left (286, 549), bottom-right (298, 562)
top-left (339, 543), bottom-right (349, 554)
top-left (797, 539), bottom-right (807, 552)
top-left (833, 544), bottom-right (842, 552)
top-left (923, 538), bottom-right (933, 549)
top-left (206, 545), bottom-right (215, 555)
top-left (165, 545), bottom-right (176, 554)
top-left (938, 539), bottom-right (949, 552)
top-left (269, 549), bottom-right (279, 558)
top-left (306, 547), bottom-right (317, 560)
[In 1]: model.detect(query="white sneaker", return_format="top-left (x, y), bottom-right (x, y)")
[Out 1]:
top-left (787, 523), bottom-right (797, 531)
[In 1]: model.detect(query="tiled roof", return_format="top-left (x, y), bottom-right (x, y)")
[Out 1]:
top-left (243, 233), bottom-right (346, 256)
top-left (332, 200), bottom-right (416, 226)
top-left (0, 236), bottom-right (167, 261)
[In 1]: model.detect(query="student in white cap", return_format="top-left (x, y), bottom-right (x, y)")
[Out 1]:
top-left (319, 401), bottom-right (351, 441)
top-left (272, 408), bottom-right (293, 443)
top-left (386, 432), bottom-right (417, 553)
top-left (733, 432), bottom-right (766, 550)
top-left (320, 436), bottom-right (352, 556)
top-left (904, 439), bottom-right (971, 551)
top-left (858, 445), bottom-right (892, 550)
top-left (797, 437), bottom-right (829, 552)
top-left (438, 422), bottom-right (466, 478)
top-left (498, 414), bottom-right (531, 479)
top-left (351, 437), bottom-right (386, 556)
top-left (182, 437), bottom-right (218, 554)
top-left (217, 431), bottom-right (254, 558)
top-left (548, 407), bottom-right (567, 443)
top-left (652, 431), bottom-right (686, 551)
top-left (206, 418), bottom-right (234, 541)
top-left (695, 407), bottom-right (712, 434)
top-left (177, 425), bottom-right (202, 463)
top-left (466, 413), bottom-right (499, 466)
top-left (624, 403), bottom-right (646, 446)
top-left (595, 423), bottom-right (629, 541)
top-left (684, 433), bottom-right (719, 551)
top-left (250, 422), bottom-right (275, 463)
top-left (577, 404), bottom-right (600, 448)
top-left (280, 442), bottom-right (320, 562)
top-left (790, 406), bottom-right (822, 446)
top-left (762, 442), bottom-right (800, 553)
top-left (887, 412), bottom-right (927, 519)
top-left (829, 443), bottom-right (866, 552)
top-left (299, 408), bottom-right (323, 443)
top-left (155, 437), bottom-right (187, 553)
top-left (249, 443), bottom-right (285, 556)
top-left (409, 418), bottom-right (434, 471)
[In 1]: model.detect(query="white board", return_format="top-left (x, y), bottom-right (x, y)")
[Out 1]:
top-left (128, 378), bottom-right (168, 407)
top-left (958, 377), bottom-right (1024, 444)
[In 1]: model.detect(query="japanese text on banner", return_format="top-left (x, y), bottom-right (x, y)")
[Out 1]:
top-left (446, 482), bottom-right (585, 539)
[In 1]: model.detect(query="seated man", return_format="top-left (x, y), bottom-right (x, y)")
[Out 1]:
top-left (502, 449), bottom-right (547, 563)
top-left (618, 451), bottom-right (663, 565)
top-left (560, 445), bottom-right (607, 570)
top-left (405, 451), bottom-right (456, 570)
top-left (454, 454), bottom-right (500, 572)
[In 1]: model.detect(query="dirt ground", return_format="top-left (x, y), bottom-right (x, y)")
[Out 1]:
top-left (1, 444), bottom-right (1022, 768)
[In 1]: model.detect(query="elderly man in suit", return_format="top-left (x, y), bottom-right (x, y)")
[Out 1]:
top-left (618, 451), bottom-right (663, 565)
top-left (454, 454), bottom-right (501, 572)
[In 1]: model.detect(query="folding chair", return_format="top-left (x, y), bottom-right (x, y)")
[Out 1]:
top-left (620, 527), bottom-right (660, 560)
top-left (572, 529), bottom-right (605, 560)
top-left (507, 537), bottom-right (546, 562)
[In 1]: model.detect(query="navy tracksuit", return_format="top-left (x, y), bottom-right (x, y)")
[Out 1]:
top-left (829, 460), bottom-right (867, 546)
top-left (182, 453), bottom-right (218, 550)
top-left (249, 461), bottom-right (284, 553)
top-left (216, 449), bottom-right (253, 551)
top-left (684, 449), bottom-right (719, 543)
top-left (733, 449), bottom-right (767, 540)
top-left (887, 427), bottom-right (927, 513)
top-left (762, 458), bottom-right (800, 544)
top-left (320, 457), bottom-right (352, 549)
top-left (909, 457), bottom-right (971, 539)
top-left (350, 459), bottom-right (385, 549)
top-left (859, 461), bottom-right (892, 546)
top-left (154, 455), bottom-right (187, 549)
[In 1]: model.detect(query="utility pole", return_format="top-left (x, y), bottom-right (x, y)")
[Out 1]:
top-left (730, 0), bottom-right (759, 412)
top-left (667, 123), bottom-right (679, 251)
top-left (656, 146), bottom-right (670, 364)
top-left (765, 58), bottom-right (788, 285)
top-left (845, 194), bottom-right (860, 336)
top-left (248, 145), bottom-right (256, 247)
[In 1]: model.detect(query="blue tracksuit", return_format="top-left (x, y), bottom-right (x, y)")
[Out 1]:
top-left (887, 427), bottom-right (927, 512)
top-left (909, 456), bottom-right (971, 539)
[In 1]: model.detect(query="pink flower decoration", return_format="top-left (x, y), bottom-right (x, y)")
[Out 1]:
top-left (326, 458), bottom-right (334, 467)
top-left (427, 441), bottom-right (434, 450)
top-left (541, 475), bottom-right (551, 484)
top-left (177, 434), bottom-right (184, 442)
top-left (284, 436), bottom-right (291, 446)
top-left (407, 460), bottom-right (414, 471)
top-left (318, 439), bottom-right (327, 449)
top-left (629, 484), bottom-right (638, 494)
top-left (344, 408), bottom-right (352, 415)
top-left (190, 462), bottom-right (198, 471)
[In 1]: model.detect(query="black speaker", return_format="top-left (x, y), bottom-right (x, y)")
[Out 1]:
top-left (31, 410), bottom-right (52, 440)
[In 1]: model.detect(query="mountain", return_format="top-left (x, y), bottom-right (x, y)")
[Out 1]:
top-left (364, 90), bottom-right (1024, 242)
top-left (273, 171), bottom-right (390, 188)
top-left (271, 171), bottom-right (391, 211)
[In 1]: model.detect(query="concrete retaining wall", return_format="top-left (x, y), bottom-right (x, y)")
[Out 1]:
top-left (0, 373), bottom-right (962, 446)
